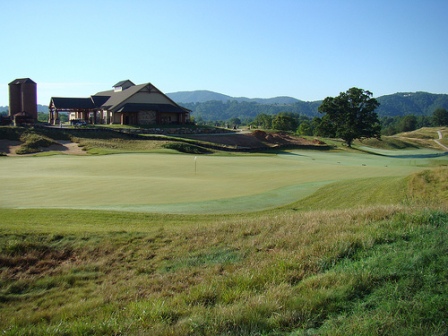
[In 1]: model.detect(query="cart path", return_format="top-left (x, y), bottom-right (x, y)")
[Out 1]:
top-left (434, 130), bottom-right (448, 151)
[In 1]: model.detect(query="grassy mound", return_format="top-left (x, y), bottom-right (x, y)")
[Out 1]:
top-left (162, 142), bottom-right (211, 154)
top-left (408, 167), bottom-right (448, 202)
top-left (357, 136), bottom-right (419, 150)
top-left (15, 131), bottom-right (56, 155)
top-left (398, 127), bottom-right (443, 140)
top-left (351, 127), bottom-right (446, 151)
top-left (0, 126), bottom-right (61, 155)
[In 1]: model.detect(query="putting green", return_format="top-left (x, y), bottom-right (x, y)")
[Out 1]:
top-left (0, 149), bottom-right (446, 213)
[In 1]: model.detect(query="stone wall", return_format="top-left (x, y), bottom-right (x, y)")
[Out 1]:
top-left (138, 111), bottom-right (157, 125)
top-left (120, 127), bottom-right (234, 135)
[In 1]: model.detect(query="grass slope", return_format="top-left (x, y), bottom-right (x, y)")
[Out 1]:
top-left (0, 173), bottom-right (447, 334)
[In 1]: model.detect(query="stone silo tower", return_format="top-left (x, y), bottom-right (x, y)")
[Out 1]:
top-left (8, 78), bottom-right (38, 121)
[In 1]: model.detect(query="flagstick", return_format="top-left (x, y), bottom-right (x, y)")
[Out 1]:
top-left (194, 156), bottom-right (197, 175)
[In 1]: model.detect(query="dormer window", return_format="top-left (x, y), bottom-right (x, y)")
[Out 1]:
top-left (113, 80), bottom-right (135, 92)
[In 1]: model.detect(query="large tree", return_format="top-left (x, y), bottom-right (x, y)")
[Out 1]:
top-left (318, 87), bottom-right (381, 147)
top-left (432, 107), bottom-right (448, 126)
top-left (272, 112), bottom-right (298, 131)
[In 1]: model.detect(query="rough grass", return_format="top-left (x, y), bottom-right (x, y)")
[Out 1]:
top-left (408, 166), bottom-right (448, 202)
top-left (351, 127), bottom-right (446, 151)
top-left (398, 127), bottom-right (444, 140)
top-left (15, 132), bottom-right (55, 155)
top-left (75, 137), bottom-right (172, 154)
top-left (355, 136), bottom-right (419, 150)
top-left (0, 202), bottom-right (446, 335)
top-left (0, 127), bottom-right (57, 155)
top-left (162, 142), bottom-right (211, 154)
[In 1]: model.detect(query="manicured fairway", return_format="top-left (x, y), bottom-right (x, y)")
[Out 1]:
top-left (0, 149), bottom-right (446, 213)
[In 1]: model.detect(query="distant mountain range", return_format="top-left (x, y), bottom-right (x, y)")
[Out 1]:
top-left (1, 92), bottom-right (447, 121)
top-left (167, 90), bottom-right (448, 121)
top-left (166, 90), bottom-right (301, 104)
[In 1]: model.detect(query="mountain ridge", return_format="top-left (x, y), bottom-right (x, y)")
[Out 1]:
top-left (166, 90), bottom-right (302, 104)
top-left (1, 92), bottom-right (447, 121)
top-left (167, 90), bottom-right (448, 121)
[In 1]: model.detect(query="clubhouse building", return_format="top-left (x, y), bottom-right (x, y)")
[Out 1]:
top-left (48, 80), bottom-right (191, 126)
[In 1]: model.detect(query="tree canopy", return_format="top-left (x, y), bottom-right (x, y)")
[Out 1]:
top-left (432, 107), bottom-right (448, 126)
top-left (318, 88), bottom-right (381, 147)
top-left (272, 113), bottom-right (298, 131)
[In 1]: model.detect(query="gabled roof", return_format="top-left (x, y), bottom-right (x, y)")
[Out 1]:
top-left (91, 95), bottom-right (110, 108)
top-left (113, 80), bottom-right (135, 88)
top-left (99, 83), bottom-right (191, 113)
top-left (50, 97), bottom-right (95, 110)
top-left (97, 83), bottom-right (149, 111)
top-left (9, 78), bottom-right (36, 85)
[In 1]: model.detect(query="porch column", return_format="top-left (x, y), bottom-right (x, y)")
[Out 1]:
top-left (49, 108), bottom-right (54, 125)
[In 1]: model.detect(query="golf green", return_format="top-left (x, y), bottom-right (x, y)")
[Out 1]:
top-left (0, 149), bottom-right (445, 213)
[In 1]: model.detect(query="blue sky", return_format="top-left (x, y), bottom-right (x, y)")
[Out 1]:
top-left (1, 0), bottom-right (447, 105)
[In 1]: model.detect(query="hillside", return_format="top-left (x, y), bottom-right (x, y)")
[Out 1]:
top-left (166, 90), bottom-right (300, 104)
top-left (169, 91), bottom-right (448, 121)
top-left (166, 90), bottom-right (233, 103)
top-left (376, 91), bottom-right (448, 116)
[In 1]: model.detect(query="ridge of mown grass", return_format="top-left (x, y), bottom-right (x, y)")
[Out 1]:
top-left (1, 168), bottom-right (447, 335)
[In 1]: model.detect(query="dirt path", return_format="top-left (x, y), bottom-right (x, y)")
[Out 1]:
top-left (434, 130), bottom-right (448, 151)
top-left (0, 140), bottom-right (86, 156)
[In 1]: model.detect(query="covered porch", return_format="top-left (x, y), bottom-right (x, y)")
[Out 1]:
top-left (49, 97), bottom-right (101, 125)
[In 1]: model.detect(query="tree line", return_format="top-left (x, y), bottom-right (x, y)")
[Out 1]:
top-left (197, 89), bottom-right (448, 147)
top-left (185, 91), bottom-right (448, 123)
top-left (236, 107), bottom-right (447, 135)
